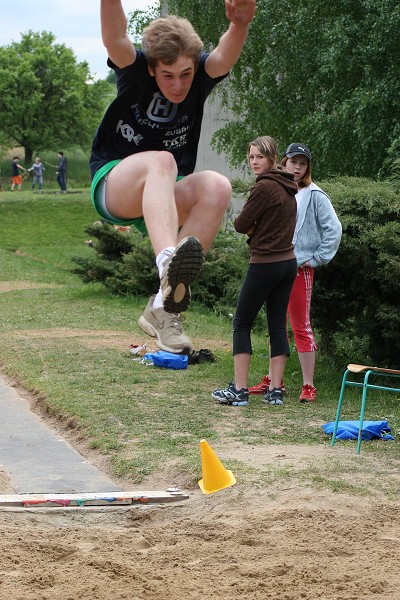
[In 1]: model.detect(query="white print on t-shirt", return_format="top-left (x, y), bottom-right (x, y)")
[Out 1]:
top-left (163, 135), bottom-right (188, 150)
top-left (165, 126), bottom-right (189, 136)
top-left (116, 120), bottom-right (143, 145)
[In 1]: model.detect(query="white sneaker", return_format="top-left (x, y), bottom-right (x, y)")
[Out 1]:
top-left (138, 296), bottom-right (193, 355)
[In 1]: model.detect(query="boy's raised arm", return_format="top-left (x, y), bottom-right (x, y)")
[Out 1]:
top-left (101, 0), bottom-right (136, 68)
top-left (205, 0), bottom-right (256, 78)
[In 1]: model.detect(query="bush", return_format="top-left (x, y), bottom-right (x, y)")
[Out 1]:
top-left (312, 177), bottom-right (400, 367)
top-left (72, 224), bottom-right (249, 314)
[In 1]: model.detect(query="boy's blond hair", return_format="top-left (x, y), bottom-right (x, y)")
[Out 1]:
top-left (142, 15), bottom-right (203, 69)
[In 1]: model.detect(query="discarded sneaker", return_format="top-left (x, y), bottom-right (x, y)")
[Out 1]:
top-left (248, 375), bottom-right (286, 395)
top-left (161, 236), bottom-right (204, 313)
top-left (129, 344), bottom-right (148, 357)
top-left (212, 383), bottom-right (249, 406)
top-left (138, 296), bottom-right (193, 355)
top-left (197, 349), bottom-right (217, 364)
top-left (299, 384), bottom-right (317, 403)
top-left (188, 348), bottom-right (217, 365)
top-left (262, 387), bottom-right (284, 406)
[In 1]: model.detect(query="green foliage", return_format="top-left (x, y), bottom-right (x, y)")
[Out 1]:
top-left (193, 231), bottom-right (247, 314)
top-left (72, 224), bottom-right (248, 313)
top-left (0, 31), bottom-right (109, 162)
top-left (312, 177), bottom-right (400, 366)
top-left (167, 0), bottom-right (399, 180)
top-left (168, 0), bottom-right (227, 49)
top-left (72, 223), bottom-right (153, 295)
top-left (127, 1), bottom-right (162, 42)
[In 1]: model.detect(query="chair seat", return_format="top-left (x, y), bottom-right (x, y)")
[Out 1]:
top-left (347, 364), bottom-right (400, 375)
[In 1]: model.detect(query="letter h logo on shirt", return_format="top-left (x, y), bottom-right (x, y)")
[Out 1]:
top-left (147, 93), bottom-right (178, 123)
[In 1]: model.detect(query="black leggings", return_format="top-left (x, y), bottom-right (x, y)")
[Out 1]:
top-left (233, 259), bottom-right (297, 358)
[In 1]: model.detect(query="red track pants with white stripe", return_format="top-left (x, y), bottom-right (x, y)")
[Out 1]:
top-left (288, 266), bottom-right (317, 353)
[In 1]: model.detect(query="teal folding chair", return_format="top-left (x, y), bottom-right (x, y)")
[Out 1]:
top-left (331, 364), bottom-right (400, 454)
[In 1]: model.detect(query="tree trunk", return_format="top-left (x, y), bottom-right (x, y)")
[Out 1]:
top-left (24, 147), bottom-right (33, 164)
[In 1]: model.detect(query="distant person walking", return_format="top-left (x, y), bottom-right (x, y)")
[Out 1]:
top-left (56, 151), bottom-right (67, 193)
top-left (11, 156), bottom-right (27, 191)
top-left (28, 157), bottom-right (45, 192)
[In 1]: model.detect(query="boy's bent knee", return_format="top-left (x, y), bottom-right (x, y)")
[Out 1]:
top-left (203, 171), bottom-right (232, 207)
top-left (152, 151), bottom-right (178, 174)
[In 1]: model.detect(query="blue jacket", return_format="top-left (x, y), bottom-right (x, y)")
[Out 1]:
top-left (294, 183), bottom-right (342, 268)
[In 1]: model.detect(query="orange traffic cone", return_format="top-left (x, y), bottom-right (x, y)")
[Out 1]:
top-left (198, 439), bottom-right (236, 495)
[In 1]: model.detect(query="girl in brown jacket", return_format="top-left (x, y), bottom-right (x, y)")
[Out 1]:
top-left (212, 136), bottom-right (297, 406)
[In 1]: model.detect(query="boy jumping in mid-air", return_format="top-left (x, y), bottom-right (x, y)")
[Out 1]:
top-left (90, 0), bottom-right (256, 354)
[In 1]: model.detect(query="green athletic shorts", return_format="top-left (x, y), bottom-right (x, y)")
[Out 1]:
top-left (91, 160), bottom-right (185, 236)
top-left (90, 160), bottom-right (147, 235)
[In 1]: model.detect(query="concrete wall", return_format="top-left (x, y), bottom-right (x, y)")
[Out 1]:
top-left (195, 92), bottom-right (246, 180)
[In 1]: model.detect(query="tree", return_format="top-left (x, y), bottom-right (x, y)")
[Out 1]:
top-left (0, 31), bottom-right (109, 163)
top-left (166, 0), bottom-right (399, 179)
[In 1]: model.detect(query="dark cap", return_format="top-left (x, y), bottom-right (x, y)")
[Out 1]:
top-left (284, 143), bottom-right (312, 161)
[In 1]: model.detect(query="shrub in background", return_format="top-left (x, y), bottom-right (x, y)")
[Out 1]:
top-left (72, 224), bottom-right (248, 313)
top-left (312, 177), bottom-right (400, 367)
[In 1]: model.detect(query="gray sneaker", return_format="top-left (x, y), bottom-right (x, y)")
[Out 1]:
top-left (138, 296), bottom-right (193, 355)
top-left (262, 387), bottom-right (284, 406)
top-left (212, 383), bottom-right (249, 406)
top-left (161, 236), bottom-right (204, 313)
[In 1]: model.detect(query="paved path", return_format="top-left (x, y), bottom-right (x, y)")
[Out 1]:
top-left (0, 375), bottom-right (121, 494)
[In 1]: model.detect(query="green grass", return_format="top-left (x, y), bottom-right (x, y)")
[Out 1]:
top-left (0, 189), bottom-right (399, 495)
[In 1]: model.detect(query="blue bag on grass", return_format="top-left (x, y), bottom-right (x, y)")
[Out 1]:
top-left (322, 420), bottom-right (394, 441)
top-left (143, 351), bottom-right (188, 370)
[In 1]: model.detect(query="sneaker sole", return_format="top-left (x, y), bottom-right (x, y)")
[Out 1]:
top-left (162, 237), bottom-right (204, 313)
top-left (211, 392), bottom-right (249, 405)
top-left (222, 400), bottom-right (249, 406)
top-left (213, 396), bottom-right (249, 406)
top-left (138, 315), bottom-right (192, 355)
top-left (262, 399), bottom-right (284, 406)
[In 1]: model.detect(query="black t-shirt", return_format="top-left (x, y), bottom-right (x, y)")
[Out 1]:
top-left (90, 50), bottom-right (227, 178)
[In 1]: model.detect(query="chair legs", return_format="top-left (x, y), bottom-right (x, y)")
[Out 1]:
top-left (356, 370), bottom-right (372, 454)
top-left (331, 369), bottom-right (350, 447)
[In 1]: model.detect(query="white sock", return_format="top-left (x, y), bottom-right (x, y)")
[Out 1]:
top-left (156, 247), bottom-right (175, 278)
top-left (153, 247), bottom-right (175, 309)
top-left (152, 288), bottom-right (164, 309)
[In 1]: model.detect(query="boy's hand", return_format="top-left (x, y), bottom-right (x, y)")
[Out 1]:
top-left (225, 0), bottom-right (256, 27)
